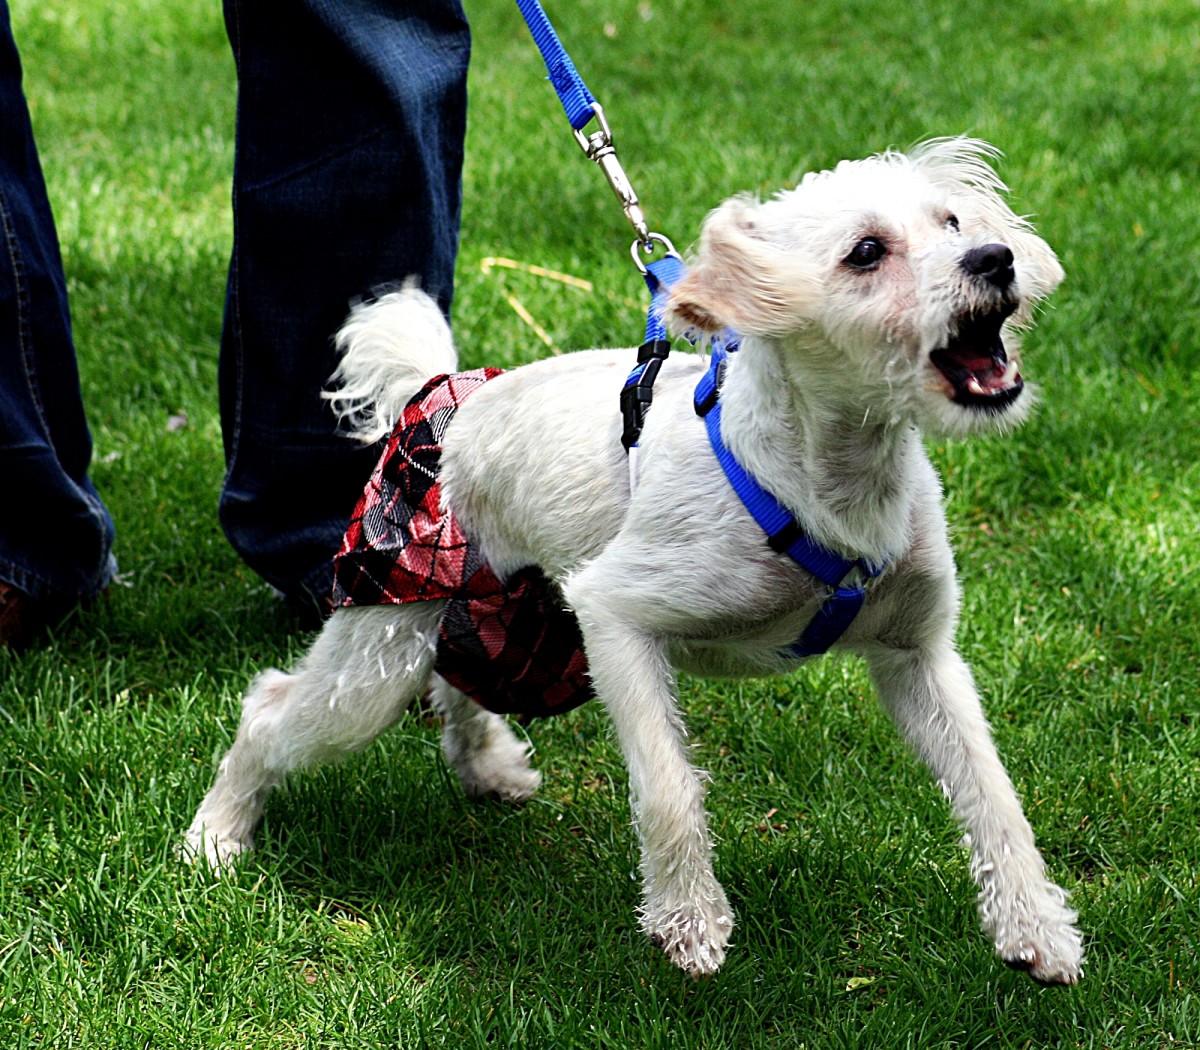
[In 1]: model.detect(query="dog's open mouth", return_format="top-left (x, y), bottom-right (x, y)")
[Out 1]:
top-left (930, 305), bottom-right (1023, 410)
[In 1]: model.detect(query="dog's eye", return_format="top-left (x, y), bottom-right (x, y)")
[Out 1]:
top-left (844, 238), bottom-right (887, 270)
top-left (946, 214), bottom-right (961, 232)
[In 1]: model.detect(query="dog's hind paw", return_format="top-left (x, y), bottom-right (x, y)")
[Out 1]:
top-left (641, 898), bottom-right (735, 977)
top-left (443, 715), bottom-right (542, 803)
top-left (457, 756), bottom-right (542, 804)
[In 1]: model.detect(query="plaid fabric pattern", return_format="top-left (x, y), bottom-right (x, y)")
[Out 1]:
top-left (332, 370), bottom-right (593, 720)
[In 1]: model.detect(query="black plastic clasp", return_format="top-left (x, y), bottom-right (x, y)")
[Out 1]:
top-left (620, 339), bottom-right (672, 452)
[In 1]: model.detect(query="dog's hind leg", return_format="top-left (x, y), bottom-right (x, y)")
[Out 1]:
top-left (184, 603), bottom-right (443, 869)
top-left (867, 643), bottom-right (1084, 985)
top-left (429, 676), bottom-right (541, 802)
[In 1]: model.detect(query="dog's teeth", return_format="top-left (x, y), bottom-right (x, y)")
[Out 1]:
top-left (966, 377), bottom-right (987, 396)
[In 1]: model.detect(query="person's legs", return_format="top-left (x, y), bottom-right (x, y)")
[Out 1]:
top-left (0, 0), bottom-right (116, 643)
top-left (218, 0), bottom-right (470, 618)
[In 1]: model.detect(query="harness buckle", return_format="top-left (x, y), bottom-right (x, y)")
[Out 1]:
top-left (620, 340), bottom-right (672, 451)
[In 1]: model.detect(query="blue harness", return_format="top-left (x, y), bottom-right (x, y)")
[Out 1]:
top-left (621, 261), bottom-right (885, 659)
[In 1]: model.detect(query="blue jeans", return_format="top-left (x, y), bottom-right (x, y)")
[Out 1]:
top-left (0, 1), bottom-right (117, 606)
top-left (218, 0), bottom-right (470, 607)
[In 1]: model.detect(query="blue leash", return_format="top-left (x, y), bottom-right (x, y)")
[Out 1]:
top-left (513, 0), bottom-right (596, 131)
top-left (514, 0), bottom-right (652, 247)
top-left (513, 0), bottom-right (672, 452)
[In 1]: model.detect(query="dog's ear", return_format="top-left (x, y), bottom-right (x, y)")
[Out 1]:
top-left (913, 138), bottom-right (1065, 309)
top-left (663, 196), bottom-right (823, 338)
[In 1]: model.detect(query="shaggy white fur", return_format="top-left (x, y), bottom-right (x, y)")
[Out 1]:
top-left (185, 139), bottom-right (1082, 984)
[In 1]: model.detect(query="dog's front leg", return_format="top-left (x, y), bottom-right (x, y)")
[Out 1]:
top-left (867, 643), bottom-right (1083, 985)
top-left (579, 618), bottom-right (734, 976)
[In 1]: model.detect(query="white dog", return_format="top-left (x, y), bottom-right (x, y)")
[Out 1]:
top-left (186, 138), bottom-right (1083, 983)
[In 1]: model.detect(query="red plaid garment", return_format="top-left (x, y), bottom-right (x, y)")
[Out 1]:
top-left (332, 369), bottom-right (593, 720)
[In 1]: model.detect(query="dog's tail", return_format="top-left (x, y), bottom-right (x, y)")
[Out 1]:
top-left (324, 281), bottom-right (459, 444)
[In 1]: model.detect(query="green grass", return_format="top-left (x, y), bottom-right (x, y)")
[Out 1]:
top-left (3, 0), bottom-right (1198, 1045)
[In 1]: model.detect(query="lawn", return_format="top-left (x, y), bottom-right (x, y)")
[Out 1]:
top-left (2, 0), bottom-right (1198, 1046)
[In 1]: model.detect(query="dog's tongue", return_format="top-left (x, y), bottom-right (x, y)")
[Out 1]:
top-left (954, 350), bottom-right (998, 374)
top-left (962, 348), bottom-right (1018, 395)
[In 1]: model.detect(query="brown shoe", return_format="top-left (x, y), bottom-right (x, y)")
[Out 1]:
top-left (0, 581), bottom-right (49, 651)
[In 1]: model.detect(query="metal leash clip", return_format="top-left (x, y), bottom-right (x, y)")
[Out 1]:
top-left (573, 103), bottom-right (651, 248)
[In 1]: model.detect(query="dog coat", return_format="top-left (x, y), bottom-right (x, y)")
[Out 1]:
top-left (332, 370), bottom-right (593, 720)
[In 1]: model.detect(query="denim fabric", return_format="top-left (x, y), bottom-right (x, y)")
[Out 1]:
top-left (0, 1), bottom-right (116, 604)
top-left (218, 0), bottom-right (470, 604)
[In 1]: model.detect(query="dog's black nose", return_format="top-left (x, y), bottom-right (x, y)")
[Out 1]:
top-left (962, 243), bottom-right (1015, 288)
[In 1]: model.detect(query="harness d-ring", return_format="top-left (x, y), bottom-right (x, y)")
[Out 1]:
top-left (631, 233), bottom-right (677, 274)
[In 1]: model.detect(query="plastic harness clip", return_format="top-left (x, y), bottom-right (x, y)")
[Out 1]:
top-left (620, 339), bottom-right (672, 451)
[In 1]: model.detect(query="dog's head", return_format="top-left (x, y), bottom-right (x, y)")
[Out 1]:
top-left (665, 138), bottom-right (1063, 436)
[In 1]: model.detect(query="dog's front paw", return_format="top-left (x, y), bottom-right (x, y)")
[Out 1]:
top-left (998, 919), bottom-right (1084, 986)
top-left (987, 884), bottom-right (1084, 985)
top-left (640, 890), bottom-right (735, 977)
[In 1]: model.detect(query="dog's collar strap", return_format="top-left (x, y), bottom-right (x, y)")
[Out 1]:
top-left (624, 256), bottom-right (742, 452)
top-left (694, 348), bottom-right (885, 657)
top-left (698, 396), bottom-right (883, 590)
top-left (692, 351), bottom-right (727, 417)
